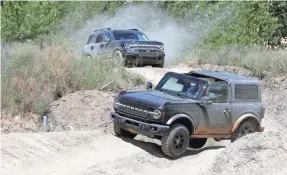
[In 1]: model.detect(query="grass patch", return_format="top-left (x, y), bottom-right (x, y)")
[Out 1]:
top-left (172, 46), bottom-right (287, 78)
top-left (1, 41), bottom-right (144, 116)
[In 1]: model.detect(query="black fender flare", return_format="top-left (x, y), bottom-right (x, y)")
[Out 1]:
top-left (166, 114), bottom-right (195, 133)
top-left (231, 113), bottom-right (261, 133)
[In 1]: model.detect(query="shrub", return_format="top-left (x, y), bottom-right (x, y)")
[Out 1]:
top-left (181, 46), bottom-right (287, 78)
top-left (1, 42), bottom-right (144, 116)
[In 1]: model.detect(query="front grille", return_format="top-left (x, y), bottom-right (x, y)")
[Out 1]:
top-left (117, 106), bottom-right (150, 118)
top-left (139, 49), bottom-right (158, 53)
top-left (116, 99), bottom-right (155, 119)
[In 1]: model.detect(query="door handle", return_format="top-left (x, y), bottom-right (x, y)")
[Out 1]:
top-left (223, 109), bottom-right (231, 113)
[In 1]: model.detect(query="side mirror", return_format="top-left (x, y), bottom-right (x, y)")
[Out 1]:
top-left (146, 81), bottom-right (153, 90)
top-left (104, 37), bottom-right (111, 42)
top-left (200, 96), bottom-right (212, 105)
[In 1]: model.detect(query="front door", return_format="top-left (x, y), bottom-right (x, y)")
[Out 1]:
top-left (200, 103), bottom-right (232, 135)
top-left (196, 81), bottom-right (233, 135)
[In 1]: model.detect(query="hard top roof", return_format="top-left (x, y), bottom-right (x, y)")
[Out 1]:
top-left (93, 28), bottom-right (142, 34)
top-left (188, 70), bottom-right (260, 83)
top-left (112, 29), bottom-right (143, 34)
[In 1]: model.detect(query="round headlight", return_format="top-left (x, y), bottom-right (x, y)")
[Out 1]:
top-left (124, 43), bottom-right (131, 48)
top-left (114, 99), bottom-right (120, 109)
top-left (152, 109), bottom-right (161, 119)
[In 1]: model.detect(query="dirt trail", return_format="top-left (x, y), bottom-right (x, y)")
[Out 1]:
top-left (2, 129), bottom-right (227, 175)
top-left (1, 65), bottom-right (287, 175)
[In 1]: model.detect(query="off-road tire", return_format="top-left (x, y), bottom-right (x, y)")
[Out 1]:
top-left (161, 124), bottom-right (190, 158)
top-left (114, 123), bottom-right (137, 139)
top-left (113, 50), bottom-right (127, 67)
top-left (189, 138), bottom-right (207, 149)
top-left (154, 60), bottom-right (164, 68)
top-left (231, 119), bottom-right (257, 142)
top-left (158, 60), bottom-right (164, 68)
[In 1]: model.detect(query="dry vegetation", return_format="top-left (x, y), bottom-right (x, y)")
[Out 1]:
top-left (1, 41), bottom-right (144, 117)
top-left (173, 46), bottom-right (287, 78)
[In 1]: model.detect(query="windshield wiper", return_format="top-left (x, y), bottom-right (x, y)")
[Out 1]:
top-left (159, 89), bottom-right (186, 98)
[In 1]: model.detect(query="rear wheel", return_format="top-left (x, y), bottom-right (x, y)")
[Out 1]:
top-left (189, 138), bottom-right (207, 149)
top-left (231, 120), bottom-right (257, 142)
top-left (114, 123), bottom-right (137, 139)
top-left (161, 124), bottom-right (190, 158)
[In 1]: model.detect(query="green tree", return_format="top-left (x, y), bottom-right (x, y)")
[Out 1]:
top-left (1, 1), bottom-right (66, 42)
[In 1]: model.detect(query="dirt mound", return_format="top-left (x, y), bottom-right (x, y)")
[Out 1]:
top-left (202, 131), bottom-right (287, 175)
top-left (1, 111), bottom-right (41, 133)
top-left (46, 90), bottom-right (116, 133)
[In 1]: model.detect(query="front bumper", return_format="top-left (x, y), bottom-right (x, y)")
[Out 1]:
top-left (110, 112), bottom-right (169, 138)
top-left (122, 48), bottom-right (165, 65)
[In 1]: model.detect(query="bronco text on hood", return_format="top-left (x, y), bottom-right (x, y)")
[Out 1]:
top-left (83, 28), bottom-right (165, 68)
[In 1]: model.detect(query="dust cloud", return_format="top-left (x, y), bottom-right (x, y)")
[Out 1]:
top-left (65, 3), bottom-right (234, 63)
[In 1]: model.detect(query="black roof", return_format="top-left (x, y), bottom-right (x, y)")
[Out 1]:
top-left (93, 28), bottom-right (142, 34)
top-left (188, 70), bottom-right (260, 83)
top-left (112, 29), bottom-right (143, 34)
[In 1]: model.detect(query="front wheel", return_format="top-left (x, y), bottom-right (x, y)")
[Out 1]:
top-left (112, 50), bottom-right (127, 67)
top-left (161, 124), bottom-right (190, 158)
top-left (154, 60), bottom-right (164, 68)
top-left (114, 123), bottom-right (137, 139)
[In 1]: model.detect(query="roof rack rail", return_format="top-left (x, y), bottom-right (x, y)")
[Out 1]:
top-left (94, 28), bottom-right (111, 32)
top-left (129, 29), bottom-right (139, 31)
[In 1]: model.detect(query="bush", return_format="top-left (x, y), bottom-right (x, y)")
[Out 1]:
top-left (1, 42), bottom-right (144, 116)
top-left (178, 46), bottom-right (287, 78)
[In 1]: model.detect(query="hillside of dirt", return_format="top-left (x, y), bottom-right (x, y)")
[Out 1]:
top-left (46, 90), bottom-right (116, 133)
top-left (201, 131), bottom-right (287, 175)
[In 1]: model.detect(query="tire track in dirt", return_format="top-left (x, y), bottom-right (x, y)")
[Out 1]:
top-left (3, 132), bottom-right (225, 175)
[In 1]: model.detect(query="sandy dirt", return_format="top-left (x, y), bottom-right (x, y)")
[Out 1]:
top-left (201, 131), bottom-right (287, 175)
top-left (1, 64), bottom-right (287, 175)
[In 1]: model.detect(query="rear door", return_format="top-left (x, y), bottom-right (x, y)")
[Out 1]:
top-left (92, 33), bottom-right (105, 56)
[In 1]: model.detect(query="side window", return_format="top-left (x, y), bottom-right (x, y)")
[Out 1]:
top-left (235, 84), bottom-right (258, 100)
top-left (104, 32), bottom-right (112, 41)
top-left (95, 33), bottom-right (104, 43)
top-left (204, 82), bottom-right (229, 103)
top-left (86, 34), bottom-right (94, 44)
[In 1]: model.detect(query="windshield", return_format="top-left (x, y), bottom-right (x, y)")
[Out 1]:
top-left (112, 32), bottom-right (149, 41)
top-left (155, 73), bottom-right (207, 100)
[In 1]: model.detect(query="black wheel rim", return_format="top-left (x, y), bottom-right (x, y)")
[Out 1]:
top-left (238, 124), bottom-right (254, 138)
top-left (172, 132), bottom-right (187, 152)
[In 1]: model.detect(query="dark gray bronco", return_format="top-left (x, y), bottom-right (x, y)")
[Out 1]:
top-left (110, 70), bottom-right (265, 158)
